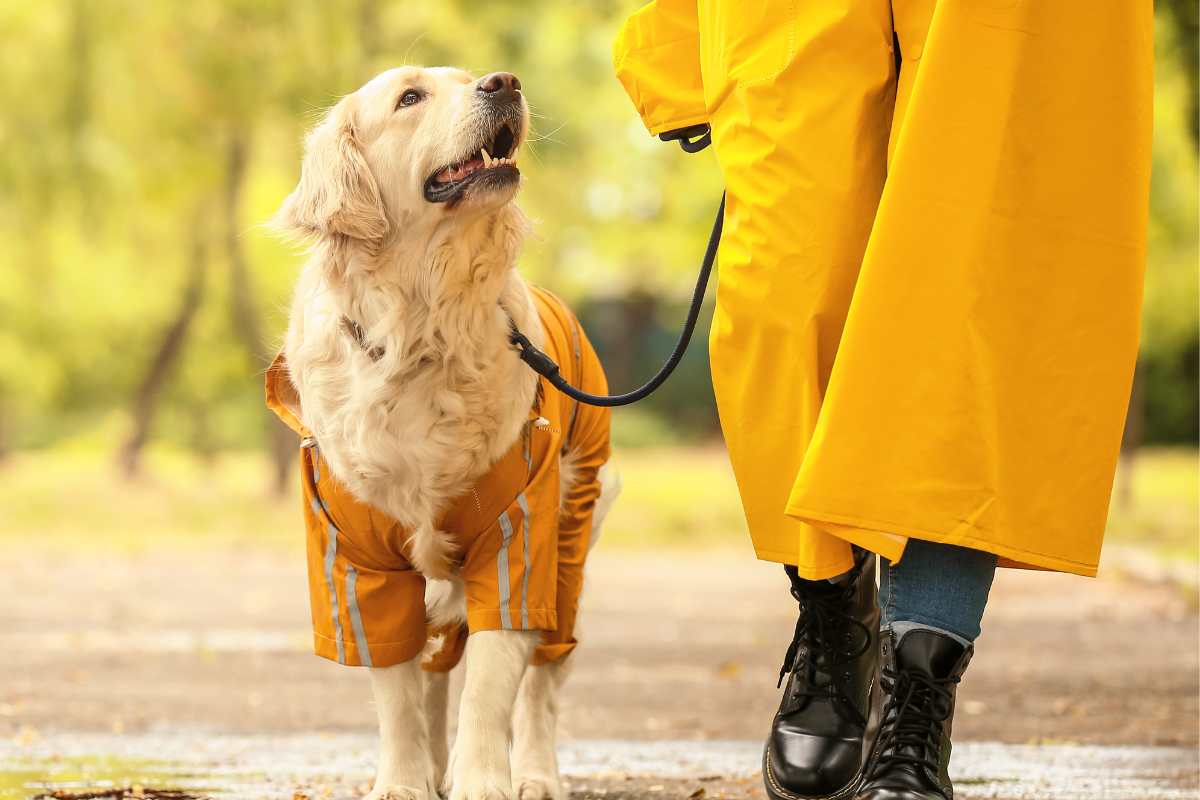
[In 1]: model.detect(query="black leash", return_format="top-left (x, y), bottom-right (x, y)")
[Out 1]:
top-left (509, 125), bottom-right (723, 408)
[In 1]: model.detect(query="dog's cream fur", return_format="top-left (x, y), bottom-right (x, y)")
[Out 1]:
top-left (274, 66), bottom-right (616, 800)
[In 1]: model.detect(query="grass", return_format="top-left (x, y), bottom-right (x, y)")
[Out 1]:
top-left (1106, 448), bottom-right (1199, 565)
top-left (1, 445), bottom-right (1194, 565)
top-left (602, 446), bottom-right (749, 548)
top-left (2, 448), bottom-right (298, 553)
top-left (0, 444), bottom-right (751, 554)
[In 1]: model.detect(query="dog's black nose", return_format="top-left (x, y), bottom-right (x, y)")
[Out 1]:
top-left (477, 72), bottom-right (522, 102)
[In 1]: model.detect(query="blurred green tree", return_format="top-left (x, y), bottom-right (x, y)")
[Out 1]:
top-left (0, 0), bottom-right (1193, 477)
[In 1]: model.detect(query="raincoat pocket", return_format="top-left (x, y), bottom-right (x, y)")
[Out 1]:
top-left (700, 0), bottom-right (797, 87)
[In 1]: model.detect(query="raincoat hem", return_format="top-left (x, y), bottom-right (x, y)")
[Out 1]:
top-left (752, 545), bottom-right (855, 578)
top-left (645, 112), bottom-right (710, 137)
top-left (533, 640), bottom-right (578, 666)
top-left (784, 504), bottom-right (1100, 579)
top-left (466, 607), bottom-right (558, 635)
top-left (422, 625), bottom-right (468, 674)
top-left (313, 631), bottom-right (426, 668)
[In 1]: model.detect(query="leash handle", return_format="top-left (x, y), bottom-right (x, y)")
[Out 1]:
top-left (510, 193), bottom-right (725, 408)
top-left (658, 123), bottom-right (712, 153)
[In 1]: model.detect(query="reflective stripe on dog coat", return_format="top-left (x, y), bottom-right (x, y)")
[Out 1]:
top-left (266, 287), bottom-right (611, 669)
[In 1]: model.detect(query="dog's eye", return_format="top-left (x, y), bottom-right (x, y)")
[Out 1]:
top-left (396, 89), bottom-right (423, 110)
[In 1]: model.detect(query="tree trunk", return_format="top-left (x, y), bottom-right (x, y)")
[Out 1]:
top-left (612, 288), bottom-right (658, 393)
top-left (223, 129), bottom-right (294, 495)
top-left (118, 230), bottom-right (208, 479)
top-left (0, 399), bottom-right (9, 465)
top-left (190, 402), bottom-right (219, 467)
top-left (1117, 360), bottom-right (1145, 510)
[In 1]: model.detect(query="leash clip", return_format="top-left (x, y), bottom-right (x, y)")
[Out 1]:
top-left (508, 321), bottom-right (563, 382)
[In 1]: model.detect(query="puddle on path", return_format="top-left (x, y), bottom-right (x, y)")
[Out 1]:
top-left (1, 734), bottom-right (1196, 800)
top-left (0, 755), bottom-right (227, 800)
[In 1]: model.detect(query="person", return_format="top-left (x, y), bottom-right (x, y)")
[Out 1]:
top-left (612, 2), bottom-right (1153, 798)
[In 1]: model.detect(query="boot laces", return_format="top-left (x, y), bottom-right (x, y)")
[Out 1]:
top-left (776, 559), bottom-right (871, 725)
top-left (868, 664), bottom-right (960, 782)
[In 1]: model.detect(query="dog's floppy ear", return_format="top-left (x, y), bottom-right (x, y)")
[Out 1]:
top-left (275, 96), bottom-right (389, 242)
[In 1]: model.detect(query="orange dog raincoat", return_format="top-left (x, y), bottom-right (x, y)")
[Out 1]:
top-left (266, 287), bottom-right (611, 670)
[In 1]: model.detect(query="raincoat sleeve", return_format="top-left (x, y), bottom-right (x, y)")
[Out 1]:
top-left (612, 0), bottom-right (707, 136)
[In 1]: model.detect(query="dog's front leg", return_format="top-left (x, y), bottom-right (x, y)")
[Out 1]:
top-left (368, 660), bottom-right (438, 800)
top-left (424, 670), bottom-right (452, 787)
top-left (511, 659), bottom-right (569, 800)
top-left (448, 629), bottom-right (538, 800)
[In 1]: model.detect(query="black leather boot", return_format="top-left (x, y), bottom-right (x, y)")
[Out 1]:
top-left (763, 549), bottom-right (879, 800)
top-left (854, 628), bottom-right (974, 800)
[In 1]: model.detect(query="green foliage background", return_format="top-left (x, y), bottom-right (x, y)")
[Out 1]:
top-left (0, 1), bottom-right (1195, 458)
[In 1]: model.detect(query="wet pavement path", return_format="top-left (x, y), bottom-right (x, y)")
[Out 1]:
top-left (6, 734), bottom-right (1197, 799)
top-left (2, 547), bottom-right (1197, 798)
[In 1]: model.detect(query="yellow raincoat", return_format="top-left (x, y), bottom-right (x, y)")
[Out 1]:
top-left (614, 1), bottom-right (1153, 579)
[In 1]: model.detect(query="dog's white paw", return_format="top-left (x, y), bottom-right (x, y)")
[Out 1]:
top-left (446, 763), bottom-right (514, 800)
top-left (515, 775), bottom-right (564, 800)
top-left (448, 781), bottom-right (512, 800)
top-left (364, 787), bottom-right (432, 800)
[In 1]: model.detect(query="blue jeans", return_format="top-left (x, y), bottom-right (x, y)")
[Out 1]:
top-left (878, 539), bottom-right (998, 643)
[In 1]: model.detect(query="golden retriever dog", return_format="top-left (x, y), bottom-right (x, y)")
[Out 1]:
top-left (271, 67), bottom-right (619, 800)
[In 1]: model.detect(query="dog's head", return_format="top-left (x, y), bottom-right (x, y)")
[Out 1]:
top-left (277, 66), bottom-right (529, 245)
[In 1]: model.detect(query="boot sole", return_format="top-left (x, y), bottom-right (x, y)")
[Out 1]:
top-left (762, 744), bottom-right (862, 800)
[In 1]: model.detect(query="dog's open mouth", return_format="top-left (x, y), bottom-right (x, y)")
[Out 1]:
top-left (423, 122), bottom-right (520, 204)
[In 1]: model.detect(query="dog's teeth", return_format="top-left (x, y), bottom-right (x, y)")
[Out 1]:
top-left (481, 148), bottom-right (493, 167)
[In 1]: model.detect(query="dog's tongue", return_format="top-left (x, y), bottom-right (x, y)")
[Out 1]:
top-left (436, 157), bottom-right (484, 184)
